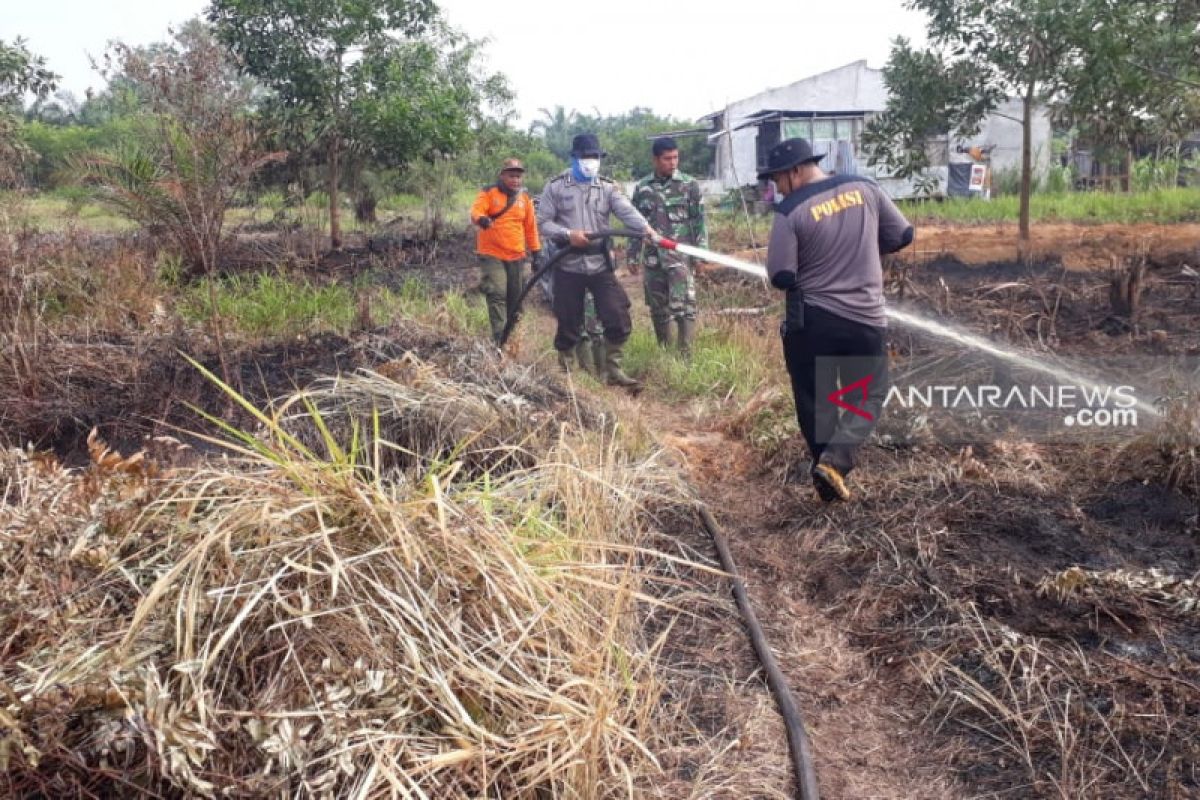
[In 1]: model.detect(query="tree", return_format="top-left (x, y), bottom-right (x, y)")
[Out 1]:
top-left (861, 38), bottom-right (1002, 192)
top-left (530, 105), bottom-right (579, 161)
top-left (868, 0), bottom-right (1082, 261)
top-left (78, 25), bottom-right (282, 383)
top-left (923, 0), bottom-right (1086, 261)
top-left (529, 106), bottom-right (714, 181)
top-left (0, 38), bottom-right (58, 185)
top-left (344, 24), bottom-right (512, 227)
top-left (0, 38), bottom-right (56, 108)
top-left (1054, 0), bottom-right (1200, 188)
top-left (208, 0), bottom-right (438, 250)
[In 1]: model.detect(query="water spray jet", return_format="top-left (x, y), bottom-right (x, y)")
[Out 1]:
top-left (657, 237), bottom-right (1163, 419)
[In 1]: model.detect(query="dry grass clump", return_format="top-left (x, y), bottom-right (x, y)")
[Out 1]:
top-left (1151, 393), bottom-right (1200, 497)
top-left (0, 362), bottom-right (690, 797)
top-left (788, 434), bottom-right (1200, 797)
top-left (0, 228), bottom-right (182, 450)
top-left (918, 604), bottom-right (1156, 798)
top-left (281, 351), bottom-right (602, 479)
top-left (1040, 565), bottom-right (1200, 616)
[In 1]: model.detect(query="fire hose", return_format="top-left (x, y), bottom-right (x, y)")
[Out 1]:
top-left (699, 507), bottom-right (821, 800)
top-left (497, 228), bottom-right (648, 347)
top-left (496, 229), bottom-right (820, 797)
top-left (498, 230), bottom-right (769, 348)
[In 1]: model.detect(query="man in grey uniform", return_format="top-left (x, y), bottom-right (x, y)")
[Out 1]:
top-left (760, 138), bottom-right (914, 502)
top-left (537, 133), bottom-right (658, 387)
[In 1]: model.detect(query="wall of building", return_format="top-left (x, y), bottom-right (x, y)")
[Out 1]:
top-left (953, 97), bottom-right (1054, 184)
top-left (710, 61), bottom-right (886, 191)
top-left (709, 62), bottom-right (1054, 199)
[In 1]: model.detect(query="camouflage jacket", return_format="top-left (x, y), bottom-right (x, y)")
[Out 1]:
top-left (628, 170), bottom-right (708, 265)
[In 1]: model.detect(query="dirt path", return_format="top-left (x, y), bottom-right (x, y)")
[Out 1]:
top-left (659, 420), bottom-right (963, 799)
top-left (908, 221), bottom-right (1200, 270)
top-left (508, 287), bottom-right (964, 797)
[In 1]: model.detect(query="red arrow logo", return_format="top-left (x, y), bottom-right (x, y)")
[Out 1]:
top-left (827, 375), bottom-right (875, 421)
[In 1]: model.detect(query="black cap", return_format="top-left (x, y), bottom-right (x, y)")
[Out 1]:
top-left (652, 136), bottom-right (678, 156)
top-left (570, 133), bottom-right (607, 158)
top-left (757, 138), bottom-right (824, 180)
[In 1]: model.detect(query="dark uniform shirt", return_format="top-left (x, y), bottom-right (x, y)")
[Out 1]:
top-left (765, 175), bottom-right (912, 328)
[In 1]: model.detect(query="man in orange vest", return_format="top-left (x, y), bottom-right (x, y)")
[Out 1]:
top-left (470, 158), bottom-right (543, 344)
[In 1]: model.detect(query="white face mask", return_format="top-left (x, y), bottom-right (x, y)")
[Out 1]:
top-left (577, 158), bottom-right (601, 179)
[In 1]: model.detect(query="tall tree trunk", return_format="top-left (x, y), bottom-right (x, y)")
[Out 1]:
top-left (328, 49), bottom-right (344, 251)
top-left (1018, 79), bottom-right (1035, 265)
top-left (328, 133), bottom-right (342, 250)
top-left (1122, 143), bottom-right (1133, 193)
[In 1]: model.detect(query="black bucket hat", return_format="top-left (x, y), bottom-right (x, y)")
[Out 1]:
top-left (757, 138), bottom-right (824, 180)
top-left (570, 133), bottom-right (607, 158)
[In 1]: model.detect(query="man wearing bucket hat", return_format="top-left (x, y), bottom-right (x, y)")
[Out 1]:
top-left (760, 138), bottom-right (914, 502)
top-left (537, 133), bottom-right (660, 387)
top-left (470, 157), bottom-right (543, 345)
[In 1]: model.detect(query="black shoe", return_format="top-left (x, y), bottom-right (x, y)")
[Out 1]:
top-left (812, 462), bottom-right (851, 502)
top-left (812, 475), bottom-right (840, 502)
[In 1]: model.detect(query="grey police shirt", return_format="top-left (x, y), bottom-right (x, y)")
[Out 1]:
top-left (537, 170), bottom-right (651, 275)
top-left (765, 175), bottom-right (912, 328)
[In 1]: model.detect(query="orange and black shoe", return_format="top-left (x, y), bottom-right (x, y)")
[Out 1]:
top-left (812, 462), bottom-right (851, 502)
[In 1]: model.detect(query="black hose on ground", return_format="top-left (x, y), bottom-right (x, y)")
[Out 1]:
top-left (698, 505), bottom-right (821, 800)
top-left (496, 228), bottom-right (648, 348)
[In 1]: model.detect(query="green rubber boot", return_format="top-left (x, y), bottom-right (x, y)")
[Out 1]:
top-left (575, 337), bottom-right (596, 375)
top-left (652, 318), bottom-right (673, 347)
top-left (603, 341), bottom-right (639, 388)
top-left (557, 349), bottom-right (575, 374)
top-left (591, 339), bottom-right (606, 375)
top-left (677, 318), bottom-right (696, 361)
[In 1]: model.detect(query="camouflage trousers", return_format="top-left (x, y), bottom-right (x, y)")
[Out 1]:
top-left (642, 256), bottom-right (696, 324)
top-left (580, 291), bottom-right (602, 341)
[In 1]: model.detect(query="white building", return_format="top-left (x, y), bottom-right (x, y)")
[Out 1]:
top-left (702, 60), bottom-right (1053, 199)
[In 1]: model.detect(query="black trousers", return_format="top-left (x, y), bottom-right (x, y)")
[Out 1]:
top-left (552, 269), bottom-right (632, 351)
top-left (781, 304), bottom-right (889, 475)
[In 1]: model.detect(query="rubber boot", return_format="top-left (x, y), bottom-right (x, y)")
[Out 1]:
top-left (652, 318), bottom-right (673, 347)
top-left (591, 339), bottom-right (606, 375)
top-left (575, 337), bottom-right (596, 375)
top-left (677, 318), bottom-right (696, 361)
top-left (603, 340), bottom-right (639, 388)
top-left (557, 349), bottom-right (575, 374)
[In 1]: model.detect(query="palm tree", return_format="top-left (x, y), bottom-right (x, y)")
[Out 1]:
top-left (530, 105), bottom-right (578, 160)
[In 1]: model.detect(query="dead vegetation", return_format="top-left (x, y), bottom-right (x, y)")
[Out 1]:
top-left (734, 246), bottom-right (1200, 797)
top-left (0, 344), bottom-right (716, 797)
top-left (4, 216), bottom-right (1200, 797)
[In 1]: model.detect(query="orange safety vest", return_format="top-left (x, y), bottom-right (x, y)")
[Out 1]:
top-left (470, 186), bottom-right (541, 262)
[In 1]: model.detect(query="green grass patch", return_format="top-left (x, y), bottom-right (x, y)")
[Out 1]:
top-left (182, 274), bottom-right (358, 338)
top-left (14, 193), bottom-right (136, 233)
top-left (180, 272), bottom-right (489, 341)
top-left (708, 188), bottom-right (1200, 247)
top-left (706, 208), bottom-right (773, 251)
top-left (901, 187), bottom-right (1200, 225)
top-left (441, 290), bottom-right (491, 336)
top-left (380, 193), bottom-right (426, 214)
top-left (624, 322), bottom-right (773, 401)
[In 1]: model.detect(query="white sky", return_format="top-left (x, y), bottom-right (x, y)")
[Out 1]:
top-left (9, 0), bottom-right (929, 125)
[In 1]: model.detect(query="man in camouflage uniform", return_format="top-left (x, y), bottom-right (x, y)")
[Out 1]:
top-left (537, 133), bottom-right (659, 388)
top-left (628, 136), bottom-right (708, 358)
